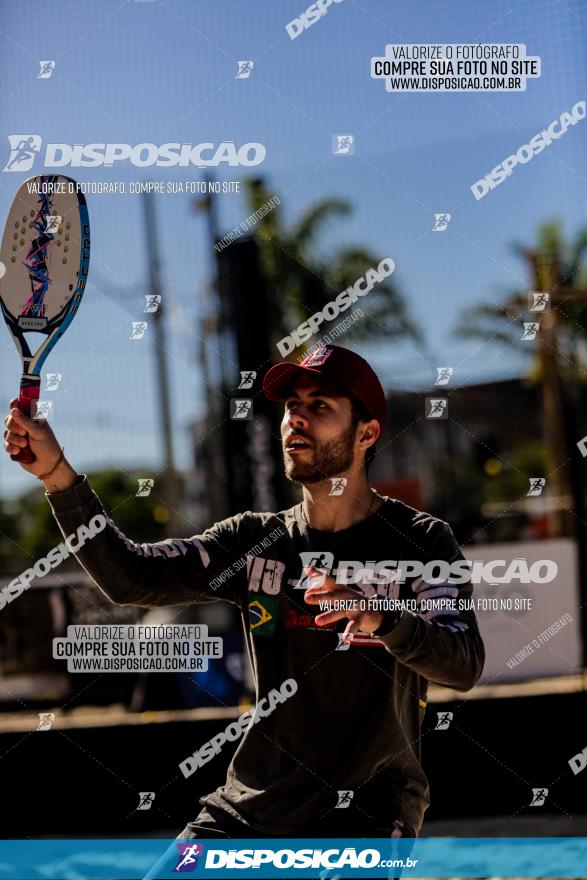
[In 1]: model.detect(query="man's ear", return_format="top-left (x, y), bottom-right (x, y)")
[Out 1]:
top-left (363, 419), bottom-right (381, 441)
top-left (359, 419), bottom-right (380, 447)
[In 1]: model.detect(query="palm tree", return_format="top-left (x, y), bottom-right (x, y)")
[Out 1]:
top-left (454, 219), bottom-right (587, 537)
top-left (243, 178), bottom-right (421, 358)
top-left (455, 220), bottom-right (587, 380)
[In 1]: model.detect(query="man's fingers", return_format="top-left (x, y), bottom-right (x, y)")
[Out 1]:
top-left (341, 619), bottom-right (361, 642)
top-left (9, 407), bottom-right (46, 440)
top-left (3, 440), bottom-right (20, 455)
top-left (314, 609), bottom-right (351, 626)
top-left (4, 430), bottom-right (27, 447)
top-left (304, 566), bottom-right (336, 590)
top-left (4, 416), bottom-right (26, 436)
top-left (305, 590), bottom-right (345, 603)
top-left (10, 407), bottom-right (34, 429)
top-left (314, 607), bottom-right (363, 626)
top-left (305, 584), bottom-right (371, 628)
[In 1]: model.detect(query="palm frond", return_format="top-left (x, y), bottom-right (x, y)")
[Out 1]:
top-left (292, 200), bottom-right (351, 252)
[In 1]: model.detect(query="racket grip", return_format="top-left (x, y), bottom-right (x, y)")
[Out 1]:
top-left (11, 383), bottom-right (40, 464)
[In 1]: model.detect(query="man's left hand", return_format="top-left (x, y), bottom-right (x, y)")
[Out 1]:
top-left (303, 566), bottom-right (384, 644)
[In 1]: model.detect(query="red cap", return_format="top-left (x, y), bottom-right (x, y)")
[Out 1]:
top-left (262, 345), bottom-right (386, 427)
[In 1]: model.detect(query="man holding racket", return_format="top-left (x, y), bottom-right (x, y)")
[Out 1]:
top-left (3, 344), bottom-right (484, 843)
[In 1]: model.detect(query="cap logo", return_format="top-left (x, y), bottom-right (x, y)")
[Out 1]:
top-left (301, 346), bottom-right (333, 368)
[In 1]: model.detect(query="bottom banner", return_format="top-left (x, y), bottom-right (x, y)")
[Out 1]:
top-left (0, 838), bottom-right (585, 879)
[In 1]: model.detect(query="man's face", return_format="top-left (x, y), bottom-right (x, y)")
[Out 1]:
top-left (280, 374), bottom-right (358, 485)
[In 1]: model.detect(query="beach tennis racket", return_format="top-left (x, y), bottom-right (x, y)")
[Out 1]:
top-left (0, 175), bottom-right (90, 462)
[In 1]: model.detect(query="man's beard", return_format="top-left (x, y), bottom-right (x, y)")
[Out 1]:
top-left (283, 423), bottom-right (356, 484)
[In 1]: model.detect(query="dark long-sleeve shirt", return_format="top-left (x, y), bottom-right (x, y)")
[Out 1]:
top-left (46, 476), bottom-right (485, 836)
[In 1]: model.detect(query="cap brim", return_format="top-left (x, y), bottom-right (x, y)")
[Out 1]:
top-left (262, 362), bottom-right (345, 402)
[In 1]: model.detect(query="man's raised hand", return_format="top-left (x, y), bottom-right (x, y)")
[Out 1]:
top-left (303, 565), bottom-right (384, 643)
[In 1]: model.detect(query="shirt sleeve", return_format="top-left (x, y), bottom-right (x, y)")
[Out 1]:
top-left (45, 475), bottom-right (249, 608)
top-left (377, 520), bottom-right (485, 691)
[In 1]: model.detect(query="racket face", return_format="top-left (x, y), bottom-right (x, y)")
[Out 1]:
top-left (0, 174), bottom-right (90, 376)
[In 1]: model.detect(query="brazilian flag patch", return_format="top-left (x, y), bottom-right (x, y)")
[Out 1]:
top-left (249, 596), bottom-right (279, 637)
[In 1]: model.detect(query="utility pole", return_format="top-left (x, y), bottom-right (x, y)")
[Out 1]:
top-left (528, 251), bottom-right (571, 537)
top-left (193, 174), bottom-right (235, 520)
top-left (524, 253), bottom-right (587, 538)
top-left (142, 192), bottom-right (179, 527)
top-left (515, 255), bottom-right (587, 666)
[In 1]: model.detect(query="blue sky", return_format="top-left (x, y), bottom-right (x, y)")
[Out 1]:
top-left (0, 0), bottom-right (585, 499)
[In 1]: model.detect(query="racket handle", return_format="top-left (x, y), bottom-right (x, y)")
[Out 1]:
top-left (11, 383), bottom-right (40, 464)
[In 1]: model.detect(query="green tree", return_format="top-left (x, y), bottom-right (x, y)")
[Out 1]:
top-left (244, 179), bottom-right (422, 356)
top-left (455, 219), bottom-right (587, 379)
top-left (454, 219), bottom-right (587, 535)
top-left (2, 469), bottom-right (169, 569)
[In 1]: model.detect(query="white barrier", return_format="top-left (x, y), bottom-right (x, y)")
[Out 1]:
top-left (464, 539), bottom-right (582, 682)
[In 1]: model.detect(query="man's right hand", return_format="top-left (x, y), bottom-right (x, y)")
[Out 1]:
top-left (3, 398), bottom-right (78, 491)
